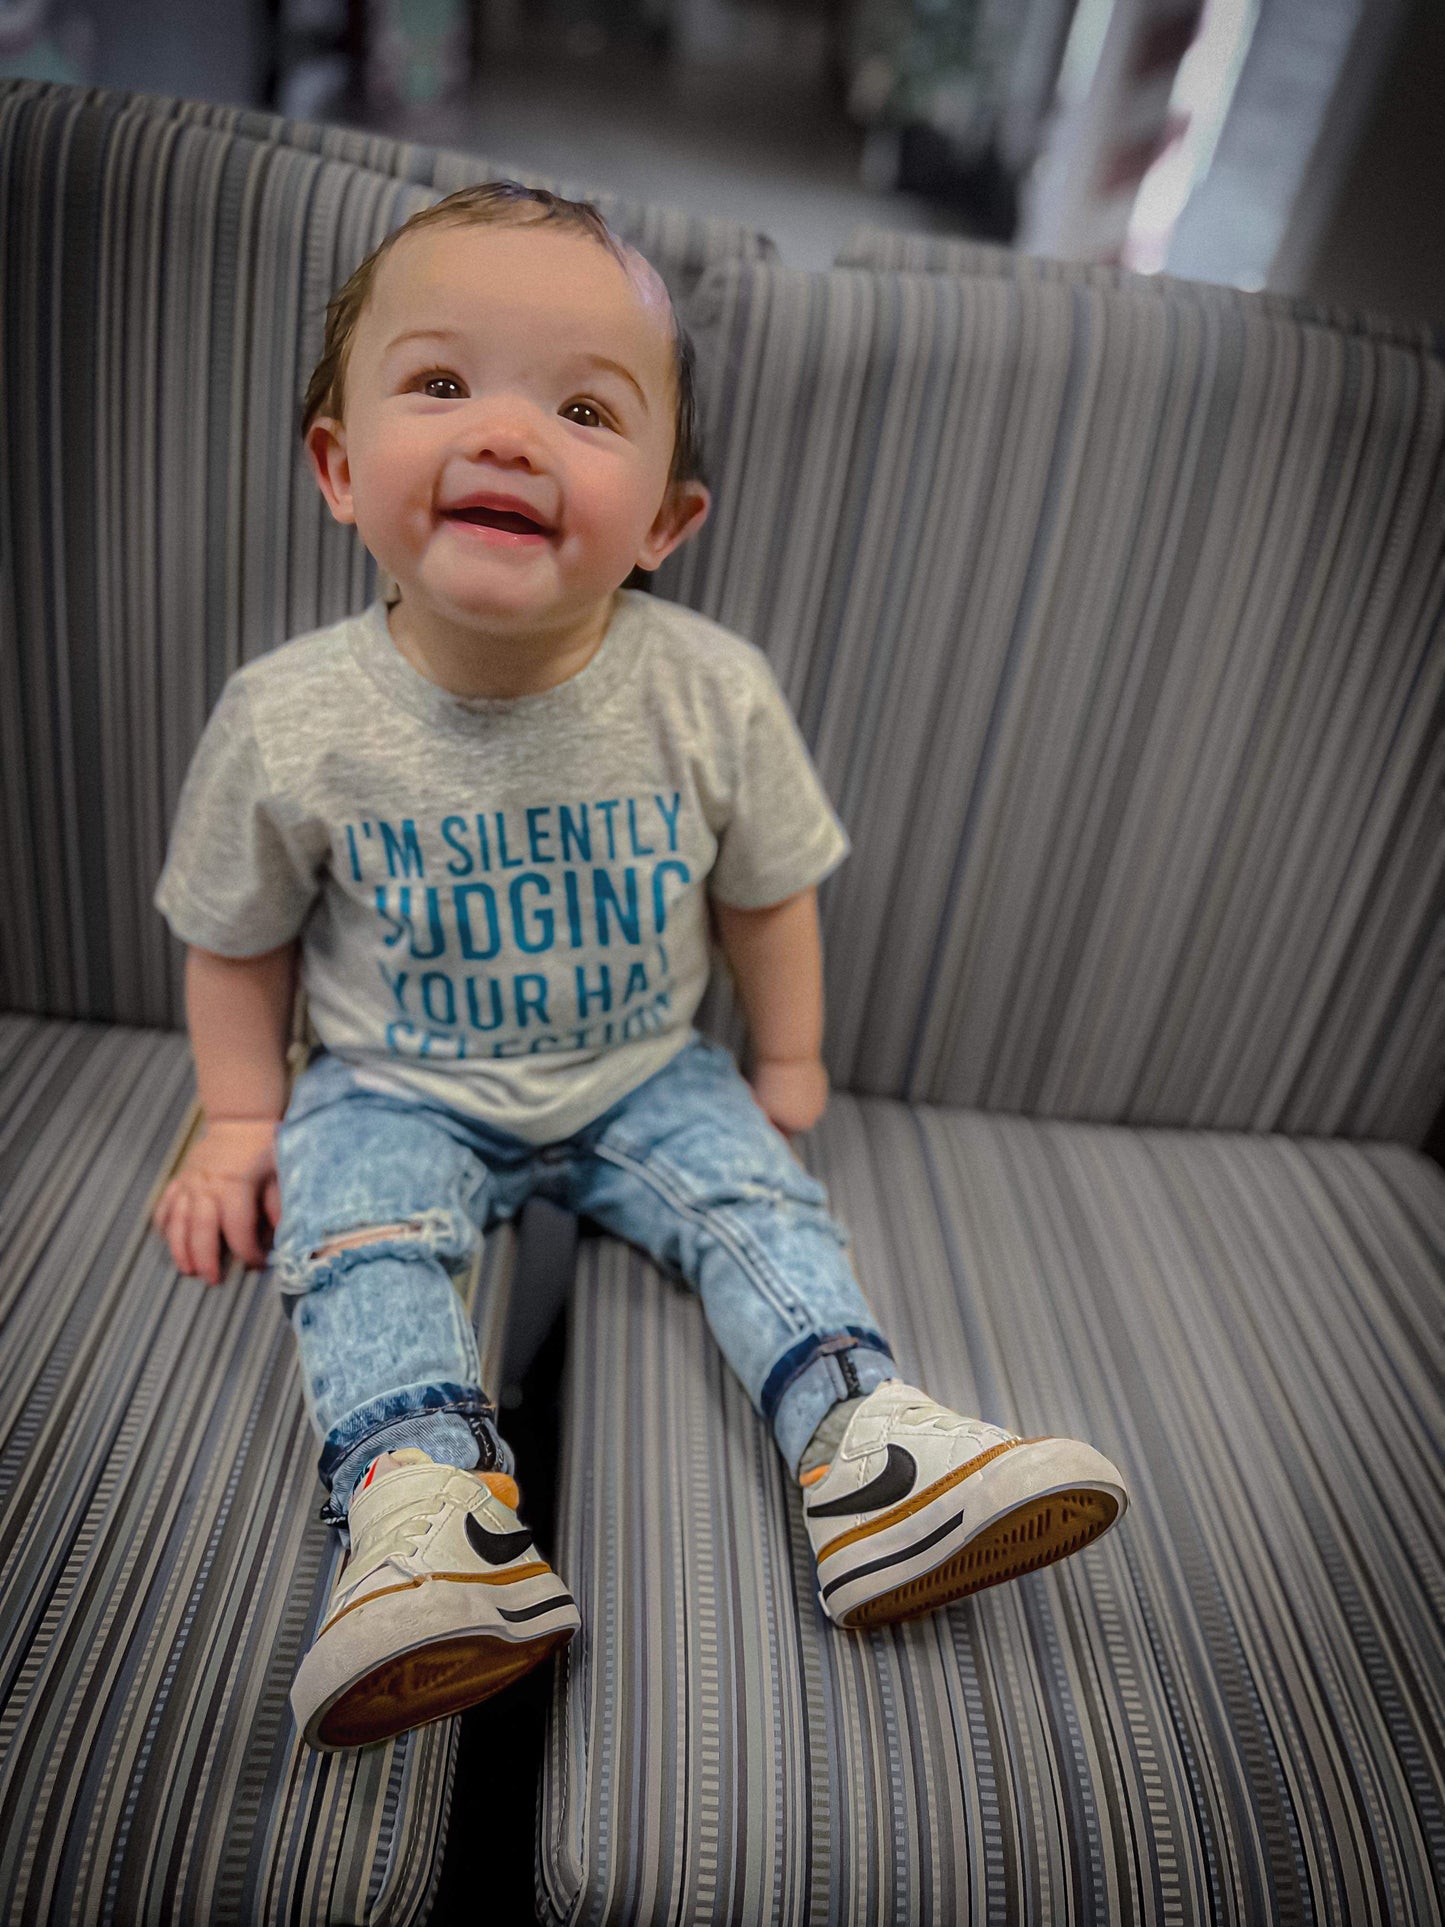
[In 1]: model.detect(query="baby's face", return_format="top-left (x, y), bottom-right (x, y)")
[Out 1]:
top-left (309, 222), bottom-right (707, 632)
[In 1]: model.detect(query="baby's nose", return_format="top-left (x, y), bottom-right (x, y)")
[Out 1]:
top-left (460, 398), bottom-right (545, 466)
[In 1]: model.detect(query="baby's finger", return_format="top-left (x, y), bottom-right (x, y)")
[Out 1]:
top-left (154, 1175), bottom-right (186, 1234)
top-left (188, 1191), bottom-right (224, 1287)
top-left (163, 1188), bottom-right (193, 1274)
top-left (220, 1186), bottom-right (266, 1272)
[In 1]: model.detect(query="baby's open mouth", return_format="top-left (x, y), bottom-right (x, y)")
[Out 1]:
top-left (445, 506), bottom-right (553, 536)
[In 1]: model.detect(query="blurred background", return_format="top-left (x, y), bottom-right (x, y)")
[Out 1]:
top-left (2, 0), bottom-right (1439, 314)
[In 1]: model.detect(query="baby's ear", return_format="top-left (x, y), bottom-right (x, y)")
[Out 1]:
top-left (305, 419), bottom-right (357, 525)
top-left (636, 479), bottom-right (710, 572)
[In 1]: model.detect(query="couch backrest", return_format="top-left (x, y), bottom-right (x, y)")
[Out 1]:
top-left (667, 261), bottom-right (1445, 1142)
top-left (5, 83), bottom-right (1441, 1144)
top-left (0, 80), bottom-right (773, 1031)
top-left (835, 224), bottom-right (1445, 358)
top-left (29, 78), bottom-right (777, 300)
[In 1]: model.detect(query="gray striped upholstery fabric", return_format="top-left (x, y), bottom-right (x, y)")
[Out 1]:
top-left (659, 262), bottom-right (1445, 1144)
top-left (0, 1015), bottom-right (519, 1925)
top-left (0, 77), bottom-right (776, 302)
top-left (834, 224), bottom-right (1445, 358)
top-left (0, 78), bottom-right (772, 1034)
top-left (541, 1107), bottom-right (1445, 1925)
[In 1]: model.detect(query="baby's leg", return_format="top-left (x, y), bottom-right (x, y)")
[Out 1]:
top-left (566, 1036), bottom-right (1127, 1633)
top-left (270, 1072), bottom-right (510, 1533)
top-left (565, 1034), bottom-right (897, 1480)
top-left (272, 1061), bottom-right (578, 1748)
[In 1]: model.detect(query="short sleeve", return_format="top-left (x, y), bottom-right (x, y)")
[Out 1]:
top-left (152, 674), bottom-right (326, 955)
top-left (708, 658), bottom-right (851, 910)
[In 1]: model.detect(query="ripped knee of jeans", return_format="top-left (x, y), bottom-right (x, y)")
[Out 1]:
top-left (310, 1222), bottom-right (421, 1259)
top-left (273, 1205), bottom-right (475, 1297)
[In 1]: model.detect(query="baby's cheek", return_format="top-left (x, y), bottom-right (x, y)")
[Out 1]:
top-left (359, 483), bottom-right (432, 558)
top-left (548, 514), bottom-right (620, 583)
top-left (348, 468), bottom-right (402, 527)
top-left (571, 452), bottom-right (660, 542)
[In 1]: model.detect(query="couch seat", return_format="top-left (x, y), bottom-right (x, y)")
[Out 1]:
top-left (540, 1092), bottom-right (1444, 1925)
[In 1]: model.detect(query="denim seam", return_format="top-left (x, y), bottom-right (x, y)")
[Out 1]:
top-left (760, 1329), bottom-right (896, 1424)
top-left (321, 1393), bottom-right (499, 1471)
top-left (591, 1141), bottom-right (808, 1332)
top-left (640, 1132), bottom-right (825, 1224)
top-left (652, 1137), bottom-right (849, 1301)
top-left (318, 1397), bottom-right (506, 1522)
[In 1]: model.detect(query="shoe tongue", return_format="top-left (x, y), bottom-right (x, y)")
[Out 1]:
top-left (798, 1462), bottom-right (831, 1488)
top-left (359, 1446), bottom-right (433, 1491)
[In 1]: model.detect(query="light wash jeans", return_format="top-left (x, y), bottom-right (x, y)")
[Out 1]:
top-left (271, 1030), bottom-right (897, 1535)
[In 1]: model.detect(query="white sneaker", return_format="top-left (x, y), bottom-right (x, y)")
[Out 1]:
top-left (800, 1380), bottom-right (1128, 1630)
top-left (290, 1447), bottom-right (580, 1750)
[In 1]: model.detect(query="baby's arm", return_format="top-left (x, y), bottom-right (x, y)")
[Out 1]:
top-left (152, 941), bottom-right (299, 1285)
top-left (711, 886), bottom-right (830, 1136)
top-left (188, 941), bottom-right (298, 1120)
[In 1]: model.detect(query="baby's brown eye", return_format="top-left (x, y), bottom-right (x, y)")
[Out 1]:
top-left (562, 400), bottom-right (604, 427)
top-left (422, 374), bottom-right (464, 399)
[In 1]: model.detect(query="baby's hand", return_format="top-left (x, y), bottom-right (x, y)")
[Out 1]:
top-left (749, 1057), bottom-right (830, 1138)
top-left (153, 1119), bottom-right (283, 1287)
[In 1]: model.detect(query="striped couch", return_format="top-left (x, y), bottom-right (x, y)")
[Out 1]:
top-left (2, 77), bottom-right (1442, 1927)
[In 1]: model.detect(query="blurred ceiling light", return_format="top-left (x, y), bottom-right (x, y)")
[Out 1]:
top-left (1122, 0), bottom-right (1260, 275)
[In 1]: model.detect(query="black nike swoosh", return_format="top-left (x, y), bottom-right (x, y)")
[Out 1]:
top-left (804, 1442), bottom-right (918, 1518)
top-left (498, 1592), bottom-right (576, 1623)
top-left (465, 1511), bottom-right (535, 1566)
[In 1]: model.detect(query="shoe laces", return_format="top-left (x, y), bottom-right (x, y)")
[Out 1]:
top-left (896, 1398), bottom-right (993, 1443)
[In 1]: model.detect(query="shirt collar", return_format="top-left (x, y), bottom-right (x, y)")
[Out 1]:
top-left (349, 588), bottom-right (649, 731)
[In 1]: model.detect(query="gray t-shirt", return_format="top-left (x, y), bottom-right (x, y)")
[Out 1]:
top-left (154, 588), bottom-right (851, 1142)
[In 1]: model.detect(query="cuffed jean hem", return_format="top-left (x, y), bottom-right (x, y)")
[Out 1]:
top-left (771, 1342), bottom-right (899, 1480)
top-left (316, 1381), bottom-right (512, 1540)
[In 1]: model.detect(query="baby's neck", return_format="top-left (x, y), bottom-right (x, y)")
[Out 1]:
top-left (385, 590), bottom-right (620, 701)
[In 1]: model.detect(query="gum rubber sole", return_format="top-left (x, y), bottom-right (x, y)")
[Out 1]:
top-left (838, 1488), bottom-right (1121, 1630)
top-left (316, 1626), bottom-right (574, 1748)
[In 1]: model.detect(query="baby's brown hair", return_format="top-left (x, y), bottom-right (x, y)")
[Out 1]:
top-left (300, 180), bottom-right (705, 493)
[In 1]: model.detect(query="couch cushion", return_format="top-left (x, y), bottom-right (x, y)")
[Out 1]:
top-left (833, 226), bottom-right (1445, 357)
top-left (659, 261), bottom-right (1445, 1143)
top-left (540, 1103), bottom-right (1444, 1923)
top-left (0, 78), bottom-right (772, 1037)
top-left (0, 1014), bottom-right (522, 1925)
